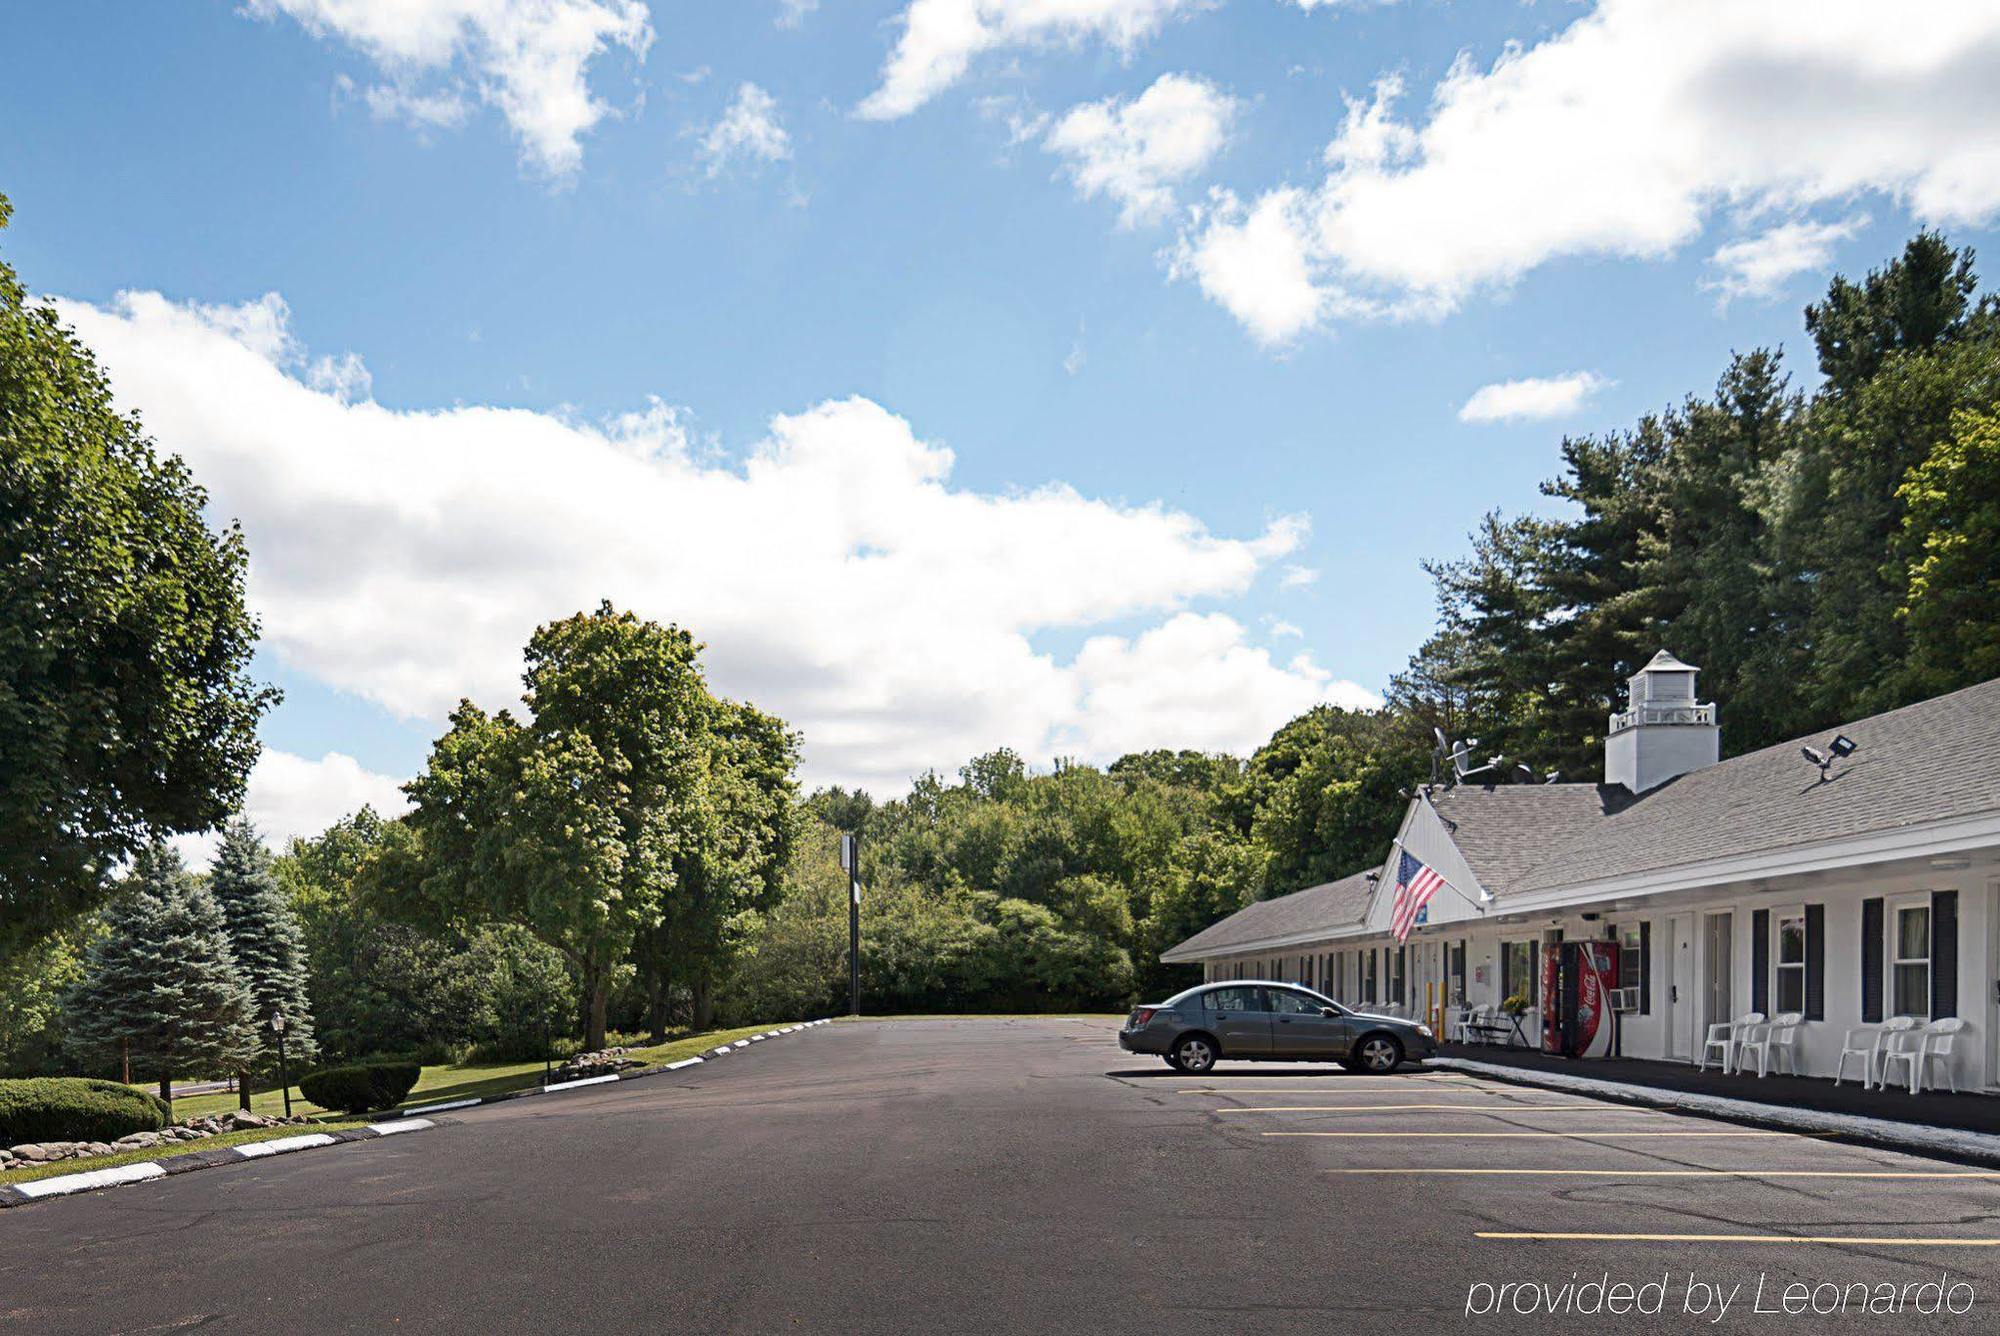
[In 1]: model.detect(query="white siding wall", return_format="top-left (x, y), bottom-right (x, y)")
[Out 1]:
top-left (1200, 873), bottom-right (1997, 1089)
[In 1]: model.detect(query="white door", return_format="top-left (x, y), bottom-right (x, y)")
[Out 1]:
top-left (1988, 882), bottom-right (1999, 1089)
top-left (1668, 913), bottom-right (1695, 1060)
top-left (1704, 912), bottom-right (1734, 1034)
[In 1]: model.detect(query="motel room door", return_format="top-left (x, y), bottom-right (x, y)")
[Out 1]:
top-left (1667, 913), bottom-right (1695, 1060)
top-left (1703, 912), bottom-right (1734, 1037)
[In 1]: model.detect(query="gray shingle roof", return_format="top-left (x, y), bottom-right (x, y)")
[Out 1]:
top-left (1162, 869), bottom-right (1377, 958)
top-left (1427, 784), bottom-right (1630, 896)
top-left (1506, 674), bottom-right (2000, 893)
top-left (1167, 673), bottom-right (2000, 958)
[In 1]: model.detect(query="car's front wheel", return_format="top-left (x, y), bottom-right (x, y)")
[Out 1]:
top-left (1169, 1033), bottom-right (1217, 1074)
top-left (1346, 1032), bottom-right (1403, 1073)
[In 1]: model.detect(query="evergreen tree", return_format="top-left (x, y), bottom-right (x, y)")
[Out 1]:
top-left (209, 820), bottom-right (317, 1104)
top-left (65, 843), bottom-right (258, 1109)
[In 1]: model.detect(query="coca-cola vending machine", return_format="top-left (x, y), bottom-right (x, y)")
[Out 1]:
top-left (1543, 940), bottom-right (1619, 1058)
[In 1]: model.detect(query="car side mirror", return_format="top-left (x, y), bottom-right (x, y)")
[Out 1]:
top-left (1321, 1006), bottom-right (1338, 1017)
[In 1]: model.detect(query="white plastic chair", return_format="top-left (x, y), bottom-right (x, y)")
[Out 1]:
top-left (1834, 1026), bottom-right (1879, 1086)
top-left (1872, 1016), bottom-right (1923, 1092)
top-left (1738, 1011), bottom-right (1803, 1077)
top-left (1912, 1017), bottom-right (1968, 1094)
top-left (1699, 1011), bottom-right (1764, 1073)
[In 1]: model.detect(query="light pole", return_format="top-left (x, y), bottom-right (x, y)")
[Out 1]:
top-left (840, 833), bottom-right (861, 1016)
top-left (271, 1011), bottom-right (291, 1118)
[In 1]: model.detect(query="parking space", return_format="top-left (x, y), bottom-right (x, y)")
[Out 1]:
top-left (1115, 1063), bottom-right (2000, 1259)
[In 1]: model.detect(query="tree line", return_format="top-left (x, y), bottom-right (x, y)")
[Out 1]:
top-left (8, 179), bottom-right (2000, 1085)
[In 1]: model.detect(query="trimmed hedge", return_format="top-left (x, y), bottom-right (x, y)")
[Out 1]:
top-left (298, 1061), bottom-right (421, 1113)
top-left (0, 1078), bottom-right (171, 1145)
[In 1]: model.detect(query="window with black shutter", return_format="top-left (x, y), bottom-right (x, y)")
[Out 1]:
top-left (1805, 904), bottom-right (1825, 1021)
top-left (1752, 908), bottom-right (1770, 1014)
top-left (1933, 890), bottom-right (1958, 1019)
top-left (1861, 897), bottom-right (1884, 1023)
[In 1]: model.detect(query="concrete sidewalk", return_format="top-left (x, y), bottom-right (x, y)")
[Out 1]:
top-left (1436, 1042), bottom-right (1997, 1134)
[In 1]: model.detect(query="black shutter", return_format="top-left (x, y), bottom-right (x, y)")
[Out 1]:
top-left (1862, 897), bottom-right (1884, 1023)
top-left (1805, 904), bottom-right (1825, 1022)
top-left (1933, 891), bottom-right (1958, 1019)
top-left (1528, 941), bottom-right (1539, 1008)
top-left (1752, 908), bottom-right (1770, 1014)
top-left (1397, 946), bottom-right (1408, 1005)
top-left (1639, 921), bottom-right (1652, 1015)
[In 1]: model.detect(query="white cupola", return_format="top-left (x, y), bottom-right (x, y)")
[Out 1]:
top-left (1604, 650), bottom-right (1719, 795)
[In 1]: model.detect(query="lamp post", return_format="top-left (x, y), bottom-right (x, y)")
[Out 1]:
top-left (271, 1011), bottom-right (291, 1118)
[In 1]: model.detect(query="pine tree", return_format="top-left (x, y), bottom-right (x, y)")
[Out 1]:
top-left (65, 843), bottom-right (259, 1110)
top-left (208, 820), bottom-right (317, 1106)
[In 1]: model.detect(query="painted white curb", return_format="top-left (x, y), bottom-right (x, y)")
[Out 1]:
top-left (368, 1118), bottom-right (435, 1136)
top-left (542, 1073), bottom-right (620, 1093)
top-left (710, 1045), bottom-right (734, 1057)
top-left (403, 1097), bottom-right (481, 1117)
top-left (235, 1133), bottom-right (338, 1159)
top-left (1432, 1057), bottom-right (2000, 1164)
top-left (664, 1057), bottom-right (704, 1071)
top-left (15, 1161), bottom-right (167, 1200)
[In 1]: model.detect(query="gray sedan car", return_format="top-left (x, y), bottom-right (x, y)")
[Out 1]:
top-left (1118, 982), bottom-right (1437, 1074)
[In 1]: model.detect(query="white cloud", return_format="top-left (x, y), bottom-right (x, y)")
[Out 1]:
top-left (776, 0), bottom-right (819, 27)
top-left (1279, 564), bottom-right (1319, 589)
top-left (1458, 371), bottom-right (1611, 424)
top-left (699, 83), bottom-right (792, 177)
top-left (1043, 73), bottom-right (1237, 227)
top-left (60, 290), bottom-right (1352, 793)
top-left (172, 750), bottom-right (409, 867)
top-left (859, 0), bottom-right (1209, 121)
top-left (245, 0), bottom-right (653, 178)
top-left (1268, 618), bottom-right (1304, 638)
top-left (1177, 1), bottom-right (2000, 342)
top-left (1059, 613), bottom-right (1380, 757)
top-left (1704, 216), bottom-right (1868, 306)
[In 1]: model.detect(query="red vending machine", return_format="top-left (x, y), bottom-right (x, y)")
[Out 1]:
top-left (1544, 940), bottom-right (1619, 1059)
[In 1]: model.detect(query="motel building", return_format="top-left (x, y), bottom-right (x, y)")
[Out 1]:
top-left (1161, 652), bottom-right (2000, 1092)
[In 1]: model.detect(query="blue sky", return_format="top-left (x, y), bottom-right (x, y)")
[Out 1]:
top-left (6, 1), bottom-right (1999, 845)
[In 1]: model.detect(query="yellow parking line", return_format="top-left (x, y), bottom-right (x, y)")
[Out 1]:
top-left (1477, 1232), bottom-right (2000, 1246)
top-left (1216, 1104), bottom-right (1664, 1114)
top-left (1327, 1168), bottom-right (2000, 1178)
top-left (1263, 1130), bottom-right (1831, 1139)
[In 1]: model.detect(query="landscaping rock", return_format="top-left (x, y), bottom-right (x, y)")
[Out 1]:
top-left (224, 1111), bottom-right (274, 1130)
top-left (8, 1144), bottom-right (51, 1162)
top-left (85, 1142), bottom-right (112, 1157)
top-left (114, 1132), bottom-right (163, 1149)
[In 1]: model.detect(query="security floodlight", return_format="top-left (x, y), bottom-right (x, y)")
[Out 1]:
top-left (1543, 771), bottom-right (1562, 785)
top-left (1829, 734), bottom-right (1858, 758)
top-left (1514, 763), bottom-right (1536, 783)
top-left (1801, 745), bottom-right (1827, 768)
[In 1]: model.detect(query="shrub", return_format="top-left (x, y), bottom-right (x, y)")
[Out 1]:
top-left (299, 1060), bottom-right (422, 1113)
top-left (0, 1077), bottom-right (170, 1144)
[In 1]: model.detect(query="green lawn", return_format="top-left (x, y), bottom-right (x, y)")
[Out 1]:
top-left (1, 1122), bottom-right (367, 1187)
top-left (135, 1021), bottom-right (815, 1123)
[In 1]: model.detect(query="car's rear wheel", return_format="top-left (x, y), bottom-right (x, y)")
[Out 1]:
top-left (1169, 1033), bottom-right (1217, 1074)
top-left (1346, 1032), bottom-right (1403, 1073)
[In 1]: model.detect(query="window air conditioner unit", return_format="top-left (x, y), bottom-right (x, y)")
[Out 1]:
top-left (1607, 987), bottom-right (1639, 1014)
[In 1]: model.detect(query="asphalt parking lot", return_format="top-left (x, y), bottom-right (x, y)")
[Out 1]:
top-left (3, 1018), bottom-right (1995, 1333)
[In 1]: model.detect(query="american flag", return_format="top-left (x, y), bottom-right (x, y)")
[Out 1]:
top-left (1390, 849), bottom-right (1446, 942)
